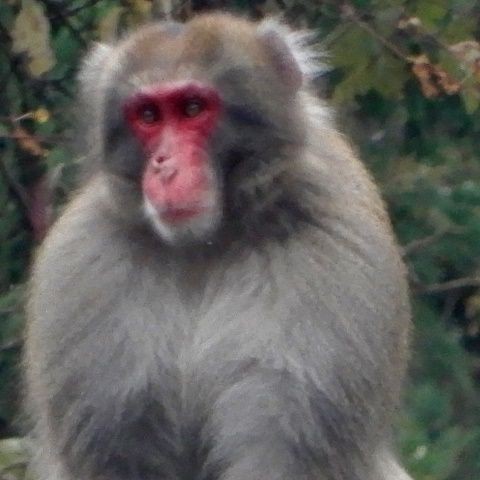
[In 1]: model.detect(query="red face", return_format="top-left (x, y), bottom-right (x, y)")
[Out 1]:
top-left (124, 82), bottom-right (222, 235)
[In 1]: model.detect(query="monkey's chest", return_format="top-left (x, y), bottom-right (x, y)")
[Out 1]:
top-left (54, 306), bottom-right (267, 479)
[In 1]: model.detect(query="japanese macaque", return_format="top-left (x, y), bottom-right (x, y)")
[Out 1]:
top-left (24, 13), bottom-right (412, 480)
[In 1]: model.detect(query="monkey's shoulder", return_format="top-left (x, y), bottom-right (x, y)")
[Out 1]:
top-left (28, 185), bottom-right (145, 321)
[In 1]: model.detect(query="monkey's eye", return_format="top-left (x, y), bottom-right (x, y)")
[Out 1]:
top-left (138, 103), bottom-right (161, 125)
top-left (182, 98), bottom-right (204, 118)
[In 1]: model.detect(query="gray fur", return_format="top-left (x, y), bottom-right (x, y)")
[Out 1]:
top-left (25, 13), bottom-right (412, 480)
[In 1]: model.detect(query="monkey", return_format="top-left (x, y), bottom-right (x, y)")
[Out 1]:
top-left (24, 13), bottom-right (412, 480)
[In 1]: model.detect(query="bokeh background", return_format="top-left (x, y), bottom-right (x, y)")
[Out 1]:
top-left (1, 1), bottom-right (480, 479)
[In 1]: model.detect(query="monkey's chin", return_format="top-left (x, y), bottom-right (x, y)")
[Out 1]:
top-left (144, 200), bottom-right (221, 246)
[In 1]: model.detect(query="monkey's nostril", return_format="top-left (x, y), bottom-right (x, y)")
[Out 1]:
top-left (153, 155), bottom-right (168, 165)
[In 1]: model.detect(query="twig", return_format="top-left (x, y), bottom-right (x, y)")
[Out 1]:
top-left (341, 0), bottom-right (478, 79)
top-left (0, 155), bottom-right (31, 215)
top-left (415, 276), bottom-right (480, 294)
top-left (401, 227), bottom-right (467, 256)
top-left (341, 4), bottom-right (411, 63)
top-left (0, 338), bottom-right (22, 354)
top-left (402, 231), bottom-right (446, 256)
top-left (440, 290), bottom-right (460, 323)
top-left (49, 0), bottom-right (103, 20)
top-left (0, 132), bottom-right (60, 144)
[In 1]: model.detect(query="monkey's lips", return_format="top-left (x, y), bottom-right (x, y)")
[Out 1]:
top-left (161, 205), bottom-right (206, 223)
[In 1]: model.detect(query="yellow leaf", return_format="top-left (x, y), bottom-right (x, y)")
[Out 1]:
top-left (127, 0), bottom-right (152, 16)
top-left (397, 16), bottom-right (422, 30)
top-left (465, 294), bottom-right (480, 319)
top-left (97, 6), bottom-right (124, 41)
top-left (33, 107), bottom-right (50, 123)
top-left (11, 0), bottom-right (55, 77)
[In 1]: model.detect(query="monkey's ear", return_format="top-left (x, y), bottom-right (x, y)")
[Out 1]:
top-left (78, 42), bottom-right (115, 91)
top-left (257, 19), bottom-right (323, 92)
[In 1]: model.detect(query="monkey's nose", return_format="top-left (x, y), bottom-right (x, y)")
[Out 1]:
top-left (159, 164), bottom-right (178, 184)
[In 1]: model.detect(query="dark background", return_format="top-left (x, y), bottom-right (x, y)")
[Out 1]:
top-left (1, 1), bottom-right (480, 479)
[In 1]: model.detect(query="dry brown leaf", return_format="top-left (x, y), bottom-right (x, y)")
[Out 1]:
top-left (450, 41), bottom-right (480, 64)
top-left (435, 68), bottom-right (461, 95)
top-left (450, 41), bottom-right (480, 81)
top-left (474, 59), bottom-right (480, 82)
top-left (12, 126), bottom-right (47, 157)
top-left (411, 55), bottom-right (440, 98)
top-left (411, 54), bottom-right (460, 98)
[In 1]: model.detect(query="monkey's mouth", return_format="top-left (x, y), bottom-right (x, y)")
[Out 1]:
top-left (144, 197), bottom-right (217, 226)
top-left (144, 198), bottom-right (222, 244)
top-left (161, 206), bottom-right (207, 223)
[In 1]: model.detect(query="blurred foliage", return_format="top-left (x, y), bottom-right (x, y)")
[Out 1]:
top-left (1, 0), bottom-right (480, 479)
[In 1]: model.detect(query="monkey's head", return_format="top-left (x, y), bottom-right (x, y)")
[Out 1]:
top-left (79, 14), bottom-right (322, 245)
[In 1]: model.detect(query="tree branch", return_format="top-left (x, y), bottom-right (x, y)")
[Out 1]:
top-left (414, 277), bottom-right (480, 294)
top-left (0, 338), bottom-right (22, 354)
top-left (0, 156), bottom-right (31, 215)
top-left (340, 3), bottom-right (411, 63)
top-left (402, 226), bottom-right (465, 256)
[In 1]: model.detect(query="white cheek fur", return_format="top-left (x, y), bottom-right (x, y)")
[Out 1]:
top-left (144, 200), bottom-right (177, 243)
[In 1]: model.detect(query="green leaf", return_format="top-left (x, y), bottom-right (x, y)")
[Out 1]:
top-left (461, 76), bottom-right (480, 114)
top-left (332, 63), bottom-right (372, 104)
top-left (0, 438), bottom-right (28, 475)
top-left (369, 55), bottom-right (408, 99)
top-left (413, 0), bottom-right (448, 29)
top-left (330, 27), bottom-right (375, 70)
